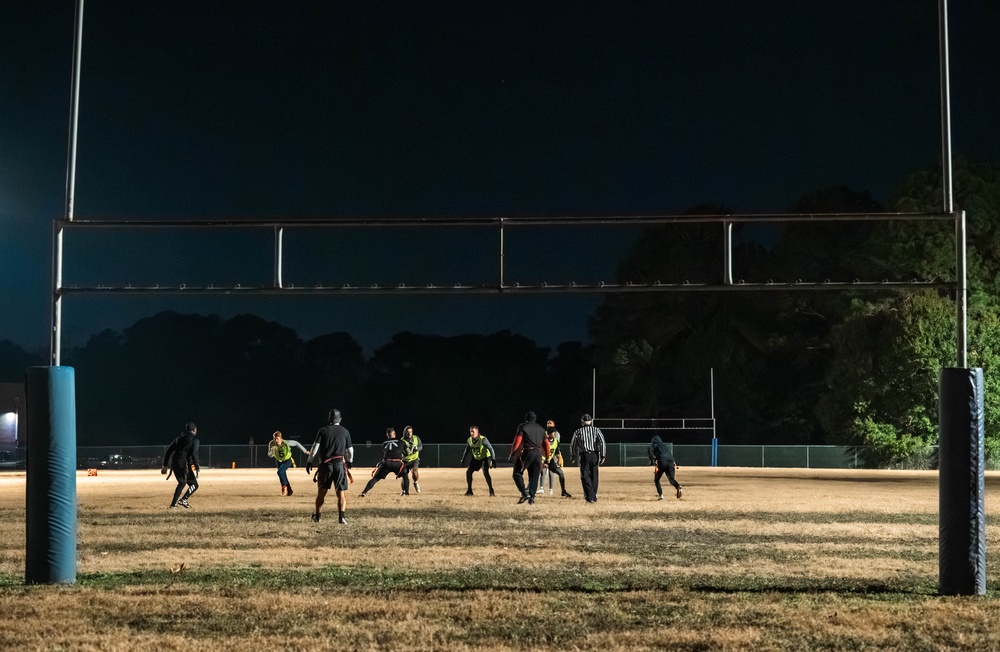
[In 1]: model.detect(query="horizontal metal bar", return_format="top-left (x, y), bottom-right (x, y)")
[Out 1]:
top-left (56, 211), bottom-right (953, 229)
top-left (57, 280), bottom-right (952, 296)
top-left (597, 426), bottom-right (716, 430)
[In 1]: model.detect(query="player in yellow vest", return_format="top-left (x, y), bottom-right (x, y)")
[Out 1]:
top-left (460, 425), bottom-right (496, 496)
top-left (401, 425), bottom-right (423, 494)
top-left (542, 420), bottom-right (572, 498)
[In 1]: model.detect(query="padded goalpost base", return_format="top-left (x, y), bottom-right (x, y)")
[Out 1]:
top-left (938, 367), bottom-right (986, 596)
top-left (25, 366), bottom-right (77, 585)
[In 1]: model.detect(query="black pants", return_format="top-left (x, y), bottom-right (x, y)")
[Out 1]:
top-left (654, 459), bottom-right (680, 495)
top-left (171, 466), bottom-right (198, 505)
top-left (512, 449), bottom-right (543, 498)
top-left (543, 459), bottom-right (566, 493)
top-left (466, 459), bottom-right (494, 492)
top-left (578, 451), bottom-right (600, 502)
top-left (363, 460), bottom-right (408, 495)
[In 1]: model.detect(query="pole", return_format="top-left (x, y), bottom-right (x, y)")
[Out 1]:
top-left (498, 218), bottom-right (505, 290)
top-left (938, 0), bottom-right (965, 368)
top-left (592, 368), bottom-right (596, 419)
top-left (274, 226), bottom-right (284, 289)
top-left (53, 0), bottom-right (85, 366)
top-left (710, 368), bottom-right (718, 467)
top-left (937, 0), bottom-right (983, 597)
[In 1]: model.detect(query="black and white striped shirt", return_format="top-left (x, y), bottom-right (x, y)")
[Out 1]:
top-left (570, 425), bottom-right (606, 460)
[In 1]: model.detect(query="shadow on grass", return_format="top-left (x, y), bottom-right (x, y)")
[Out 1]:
top-left (0, 567), bottom-right (955, 599)
top-left (688, 577), bottom-right (939, 596)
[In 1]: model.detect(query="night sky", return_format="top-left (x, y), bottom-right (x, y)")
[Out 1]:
top-left (3, 1), bottom-right (999, 355)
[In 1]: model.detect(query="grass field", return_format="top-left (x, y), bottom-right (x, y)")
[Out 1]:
top-left (1, 466), bottom-right (999, 650)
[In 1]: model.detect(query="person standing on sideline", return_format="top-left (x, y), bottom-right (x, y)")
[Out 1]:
top-left (306, 409), bottom-right (354, 524)
top-left (161, 422), bottom-right (201, 509)
top-left (648, 434), bottom-right (682, 500)
top-left (510, 411), bottom-right (549, 504)
top-left (569, 414), bottom-right (606, 503)
top-left (359, 427), bottom-right (409, 497)
top-left (267, 431), bottom-right (297, 496)
top-left (401, 425), bottom-right (423, 493)
top-left (460, 425), bottom-right (496, 497)
top-left (542, 420), bottom-right (572, 498)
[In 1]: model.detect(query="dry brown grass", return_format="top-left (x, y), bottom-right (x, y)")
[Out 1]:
top-left (1, 466), bottom-right (999, 650)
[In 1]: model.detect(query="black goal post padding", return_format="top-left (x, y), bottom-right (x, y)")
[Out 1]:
top-left (938, 367), bottom-right (986, 596)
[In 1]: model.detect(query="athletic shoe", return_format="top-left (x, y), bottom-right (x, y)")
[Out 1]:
top-left (338, 516), bottom-right (347, 525)
top-left (676, 487), bottom-right (683, 499)
top-left (517, 494), bottom-right (529, 504)
top-left (177, 499), bottom-right (190, 509)
top-left (286, 486), bottom-right (293, 497)
top-left (528, 497), bottom-right (535, 505)
top-left (281, 486), bottom-right (287, 496)
top-left (400, 491), bottom-right (409, 496)
top-left (549, 489), bottom-right (554, 495)
top-left (414, 481), bottom-right (421, 494)
top-left (168, 504), bottom-right (177, 509)
top-left (489, 489), bottom-right (496, 497)
top-left (310, 513), bottom-right (321, 523)
top-left (358, 492), bottom-right (366, 498)
top-left (561, 491), bottom-right (573, 498)
top-left (657, 494), bottom-right (664, 501)
top-left (464, 489), bottom-right (474, 496)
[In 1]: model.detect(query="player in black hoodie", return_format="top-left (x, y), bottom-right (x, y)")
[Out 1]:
top-left (359, 427), bottom-right (409, 497)
top-left (161, 422), bottom-right (201, 509)
top-left (648, 435), bottom-right (682, 500)
top-left (509, 411), bottom-right (549, 505)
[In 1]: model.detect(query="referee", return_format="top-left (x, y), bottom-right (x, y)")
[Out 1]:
top-left (569, 414), bottom-right (606, 503)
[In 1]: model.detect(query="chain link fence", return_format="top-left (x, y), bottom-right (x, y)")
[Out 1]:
top-left (1, 443), bottom-right (877, 470)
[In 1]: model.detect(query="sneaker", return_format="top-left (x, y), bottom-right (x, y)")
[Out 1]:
top-left (561, 491), bottom-right (573, 498)
top-left (489, 489), bottom-right (496, 497)
top-left (338, 516), bottom-right (347, 525)
top-left (400, 491), bottom-right (409, 496)
top-left (286, 486), bottom-right (293, 497)
top-left (281, 486), bottom-right (287, 496)
top-left (414, 481), bottom-right (421, 494)
top-left (657, 494), bottom-right (664, 501)
top-left (464, 489), bottom-right (474, 496)
top-left (549, 489), bottom-right (554, 495)
top-left (676, 487), bottom-right (683, 499)
top-left (528, 497), bottom-right (535, 505)
top-left (168, 504), bottom-right (177, 509)
top-left (311, 513), bottom-right (321, 523)
top-left (359, 492), bottom-right (366, 498)
top-left (517, 494), bottom-right (529, 504)
top-left (177, 499), bottom-right (190, 509)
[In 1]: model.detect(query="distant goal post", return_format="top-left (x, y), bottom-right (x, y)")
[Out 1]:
top-left (592, 417), bottom-right (718, 467)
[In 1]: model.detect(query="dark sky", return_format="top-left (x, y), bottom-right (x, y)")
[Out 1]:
top-left (2, 1), bottom-right (999, 355)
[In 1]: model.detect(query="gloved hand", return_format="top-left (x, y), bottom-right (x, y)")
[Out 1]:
top-left (490, 459), bottom-right (496, 469)
top-left (306, 462), bottom-right (313, 475)
top-left (346, 461), bottom-right (352, 469)
top-left (160, 466), bottom-right (167, 475)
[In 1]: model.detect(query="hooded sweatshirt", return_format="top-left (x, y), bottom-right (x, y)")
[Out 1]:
top-left (647, 435), bottom-right (673, 464)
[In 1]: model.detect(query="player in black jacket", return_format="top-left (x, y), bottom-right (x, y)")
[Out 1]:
top-left (509, 411), bottom-right (549, 505)
top-left (161, 422), bottom-right (201, 509)
top-left (359, 427), bottom-right (409, 497)
top-left (648, 435), bottom-right (682, 500)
